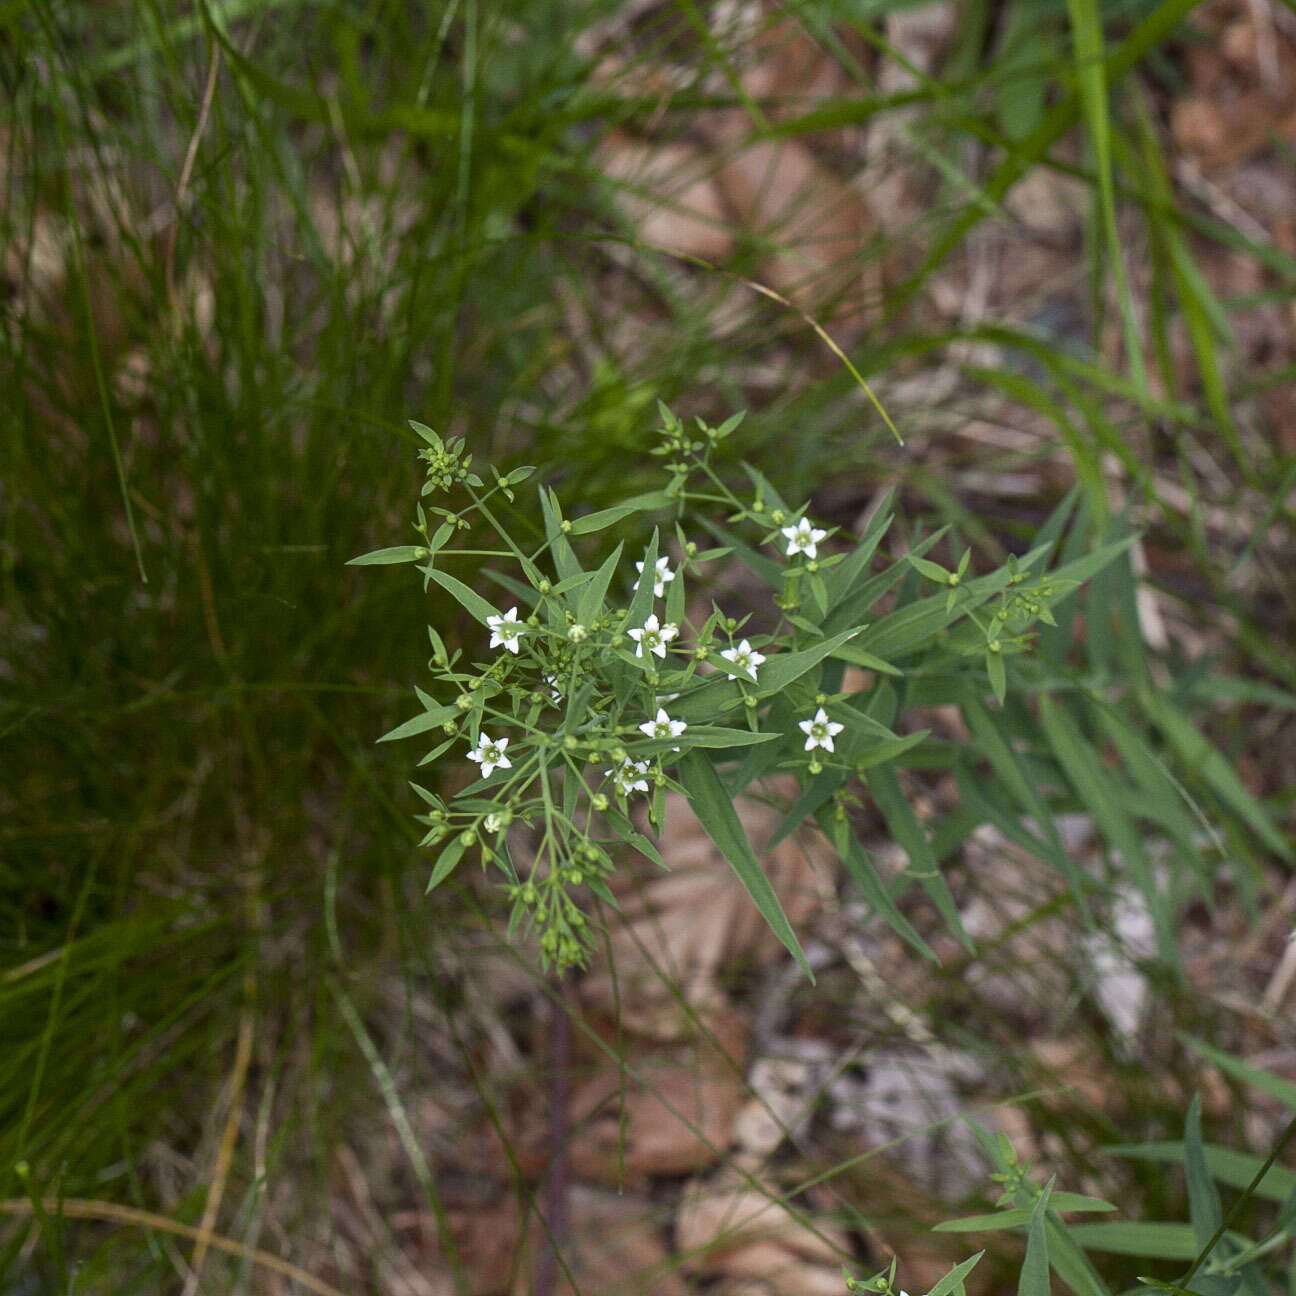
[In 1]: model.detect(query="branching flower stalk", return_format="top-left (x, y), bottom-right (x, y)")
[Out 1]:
top-left (353, 407), bottom-right (1099, 972)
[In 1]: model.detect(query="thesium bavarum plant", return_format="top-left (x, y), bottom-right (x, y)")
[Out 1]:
top-left (352, 405), bottom-right (1127, 974)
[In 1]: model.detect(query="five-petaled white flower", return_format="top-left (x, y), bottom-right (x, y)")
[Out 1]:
top-left (639, 707), bottom-right (687, 744)
top-left (484, 812), bottom-right (507, 833)
top-left (627, 613), bottom-right (678, 659)
top-left (635, 555), bottom-right (676, 599)
top-left (467, 732), bottom-right (512, 778)
top-left (719, 638), bottom-right (766, 682)
top-left (798, 707), bottom-right (843, 753)
top-left (606, 757), bottom-right (650, 796)
top-left (486, 606), bottom-right (525, 654)
top-left (781, 517), bottom-right (827, 560)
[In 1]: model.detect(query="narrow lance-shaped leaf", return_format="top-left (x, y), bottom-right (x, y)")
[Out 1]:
top-left (678, 750), bottom-right (812, 979)
top-left (1018, 1177), bottom-right (1053, 1296)
top-left (347, 545), bottom-right (425, 566)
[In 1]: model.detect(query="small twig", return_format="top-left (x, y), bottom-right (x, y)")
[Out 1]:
top-left (534, 974), bottom-right (572, 1296)
top-left (165, 40), bottom-right (221, 312)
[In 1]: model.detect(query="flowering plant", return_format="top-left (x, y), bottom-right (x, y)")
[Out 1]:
top-left (351, 406), bottom-right (1129, 971)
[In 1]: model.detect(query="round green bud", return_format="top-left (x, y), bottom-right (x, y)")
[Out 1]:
top-left (806, 560), bottom-right (819, 573)
top-left (685, 541), bottom-right (698, 557)
top-left (442, 721), bottom-right (457, 736)
top-left (815, 692), bottom-right (827, 705)
top-left (568, 869), bottom-right (583, 886)
top-left (560, 520), bottom-right (573, 534)
top-left (771, 509), bottom-right (786, 526)
top-left (744, 695), bottom-right (758, 708)
top-left (538, 579), bottom-right (552, 594)
top-left (809, 759), bottom-right (823, 775)
top-left (459, 829), bottom-right (477, 847)
top-left (456, 693), bottom-right (473, 710)
top-left (592, 793), bottom-right (609, 812)
top-left (563, 735), bottom-right (578, 751)
top-left (988, 640), bottom-right (1001, 653)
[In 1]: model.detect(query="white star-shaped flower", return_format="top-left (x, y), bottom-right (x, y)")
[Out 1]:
top-left (605, 757), bottom-right (650, 796)
top-left (486, 606), bottom-right (525, 654)
top-left (626, 613), bottom-right (679, 660)
top-left (639, 707), bottom-right (687, 749)
top-left (484, 812), bottom-right (507, 833)
top-left (718, 638), bottom-right (766, 682)
top-left (798, 706), bottom-right (843, 753)
top-left (635, 555), bottom-right (676, 599)
top-left (781, 516), bottom-right (827, 560)
top-left (466, 732), bottom-right (511, 778)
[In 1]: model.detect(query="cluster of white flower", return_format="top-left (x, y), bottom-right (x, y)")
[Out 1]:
top-left (473, 520), bottom-right (851, 815)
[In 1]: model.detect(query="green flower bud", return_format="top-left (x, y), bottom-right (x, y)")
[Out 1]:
top-left (592, 793), bottom-right (609, 812)
top-left (459, 829), bottom-right (477, 847)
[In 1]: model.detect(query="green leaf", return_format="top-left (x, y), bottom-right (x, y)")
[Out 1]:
top-left (425, 836), bottom-right (467, 893)
top-left (1181, 1037), bottom-right (1296, 1112)
top-left (986, 648), bottom-right (1006, 704)
top-left (424, 567), bottom-right (502, 625)
top-left (1068, 1222), bottom-right (1199, 1260)
top-left (1184, 1094), bottom-right (1223, 1252)
top-left (625, 530), bottom-right (660, 631)
top-left (378, 703), bottom-right (459, 742)
top-left (1139, 690), bottom-right (1292, 860)
top-left (1103, 1140), bottom-right (1295, 1202)
top-left (1018, 1178), bottom-right (1052, 1296)
top-left (347, 545), bottom-right (425, 566)
top-left (677, 726), bottom-right (781, 749)
top-left (827, 816), bottom-right (934, 960)
top-left (757, 629), bottom-right (862, 697)
top-left (827, 642), bottom-right (903, 676)
top-left (1038, 693), bottom-right (1175, 964)
top-left (867, 765), bottom-right (972, 952)
top-left (936, 1210), bottom-right (1036, 1233)
top-left (567, 490), bottom-right (672, 534)
top-left (928, 1252), bottom-right (985, 1296)
top-left (677, 750), bottom-right (811, 978)
top-left (539, 486), bottom-right (581, 582)
top-left (576, 541), bottom-right (623, 628)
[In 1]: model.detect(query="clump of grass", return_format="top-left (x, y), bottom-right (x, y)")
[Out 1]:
top-left (3, 0), bottom-right (1294, 1290)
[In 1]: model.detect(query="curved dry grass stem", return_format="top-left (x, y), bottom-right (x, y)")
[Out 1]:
top-left (181, 994), bottom-right (254, 1295)
top-left (165, 39), bottom-right (222, 312)
top-left (0, 1197), bottom-right (347, 1296)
